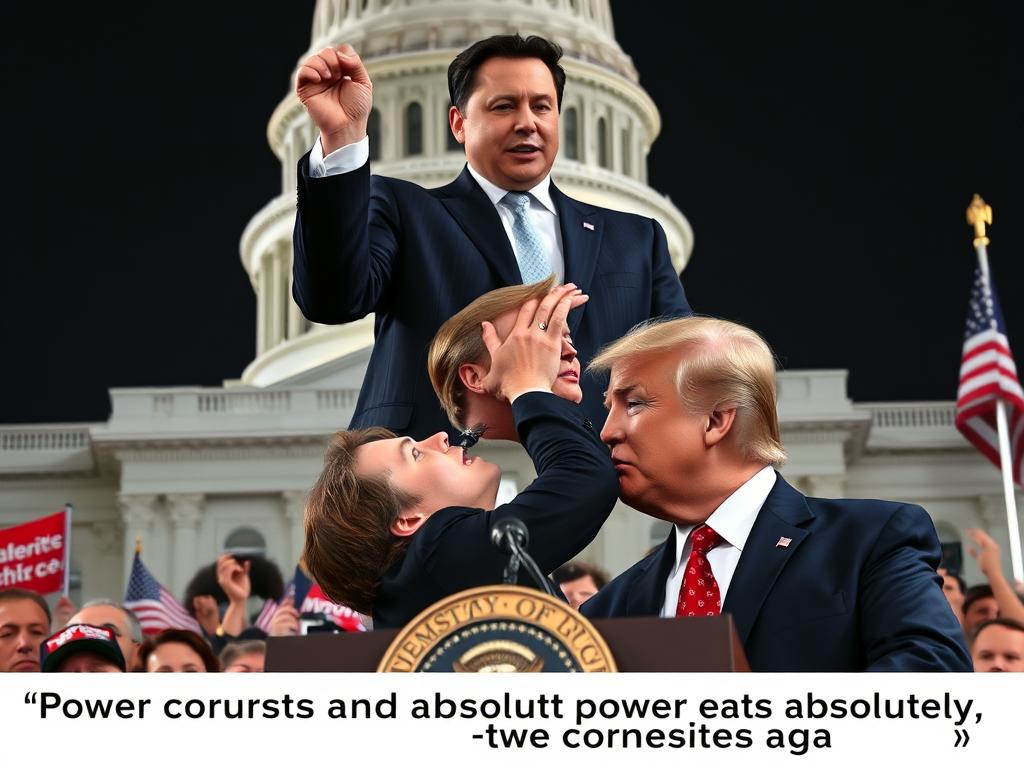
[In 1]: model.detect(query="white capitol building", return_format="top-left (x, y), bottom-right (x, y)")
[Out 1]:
top-left (1, 0), bottom-right (1019, 606)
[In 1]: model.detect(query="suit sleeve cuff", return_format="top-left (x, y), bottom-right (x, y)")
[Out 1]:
top-left (308, 135), bottom-right (370, 178)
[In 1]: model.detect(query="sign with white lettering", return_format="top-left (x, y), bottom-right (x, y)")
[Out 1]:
top-left (0, 510), bottom-right (68, 593)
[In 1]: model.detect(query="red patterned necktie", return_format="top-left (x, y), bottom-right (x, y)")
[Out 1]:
top-left (675, 524), bottom-right (723, 617)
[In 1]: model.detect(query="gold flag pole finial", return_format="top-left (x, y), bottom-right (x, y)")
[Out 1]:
top-left (967, 193), bottom-right (992, 247)
top-left (135, 535), bottom-right (142, 555)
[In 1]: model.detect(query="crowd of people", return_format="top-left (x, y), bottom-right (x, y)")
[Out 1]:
top-left (3, 32), bottom-right (1023, 675)
top-left (0, 532), bottom-right (1021, 673)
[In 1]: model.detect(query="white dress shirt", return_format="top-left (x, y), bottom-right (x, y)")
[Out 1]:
top-left (661, 465), bottom-right (777, 617)
top-left (308, 136), bottom-right (565, 283)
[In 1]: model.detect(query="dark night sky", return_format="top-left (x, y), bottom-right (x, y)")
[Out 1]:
top-left (1, 1), bottom-right (1020, 425)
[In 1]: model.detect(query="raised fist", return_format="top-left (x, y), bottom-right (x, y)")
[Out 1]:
top-left (216, 553), bottom-right (252, 605)
top-left (295, 43), bottom-right (373, 155)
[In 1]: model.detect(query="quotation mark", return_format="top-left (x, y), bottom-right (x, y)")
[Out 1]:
top-left (953, 729), bottom-right (970, 748)
top-left (24, 692), bottom-right (38, 705)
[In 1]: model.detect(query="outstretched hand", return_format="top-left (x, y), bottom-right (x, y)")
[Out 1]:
top-left (479, 284), bottom-right (585, 402)
top-left (295, 43), bottom-right (373, 155)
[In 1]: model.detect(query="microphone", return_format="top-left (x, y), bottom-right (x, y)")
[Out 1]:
top-left (490, 517), bottom-right (559, 598)
top-left (490, 517), bottom-right (529, 554)
top-left (456, 422), bottom-right (488, 451)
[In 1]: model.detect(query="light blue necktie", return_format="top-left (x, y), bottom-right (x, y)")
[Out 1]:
top-left (502, 191), bottom-right (551, 284)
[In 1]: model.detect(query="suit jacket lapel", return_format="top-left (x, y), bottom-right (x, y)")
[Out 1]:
top-left (551, 183), bottom-right (602, 333)
top-left (626, 528), bottom-right (677, 616)
top-left (722, 474), bottom-right (814, 646)
top-left (439, 167), bottom-right (522, 287)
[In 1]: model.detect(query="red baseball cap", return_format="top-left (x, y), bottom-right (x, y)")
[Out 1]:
top-left (40, 623), bottom-right (127, 672)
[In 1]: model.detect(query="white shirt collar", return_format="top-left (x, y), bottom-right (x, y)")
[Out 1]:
top-left (672, 465), bottom-right (777, 567)
top-left (466, 164), bottom-right (557, 216)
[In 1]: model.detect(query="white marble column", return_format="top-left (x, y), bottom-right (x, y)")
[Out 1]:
top-left (256, 256), bottom-right (269, 355)
top-left (167, 494), bottom-right (205, 597)
top-left (287, 244), bottom-right (303, 340)
top-left (269, 244), bottom-right (286, 349)
top-left (283, 490), bottom-right (307, 567)
top-left (85, 521), bottom-right (124, 603)
top-left (119, 494), bottom-right (158, 588)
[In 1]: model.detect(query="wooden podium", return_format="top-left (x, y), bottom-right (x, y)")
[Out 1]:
top-left (266, 615), bottom-right (749, 672)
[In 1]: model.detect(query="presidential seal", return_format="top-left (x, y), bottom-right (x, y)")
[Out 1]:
top-left (377, 585), bottom-right (616, 672)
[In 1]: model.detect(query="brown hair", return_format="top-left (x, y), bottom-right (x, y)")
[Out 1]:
top-left (428, 276), bottom-right (555, 428)
top-left (302, 427), bottom-right (421, 616)
top-left (139, 629), bottom-right (220, 672)
top-left (589, 316), bottom-right (787, 466)
top-left (969, 618), bottom-right (1024, 647)
top-left (552, 561), bottom-right (610, 590)
top-left (0, 588), bottom-right (52, 626)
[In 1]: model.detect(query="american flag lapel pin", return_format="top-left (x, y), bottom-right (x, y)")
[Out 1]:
top-left (583, 221), bottom-right (595, 230)
top-left (775, 536), bottom-right (792, 548)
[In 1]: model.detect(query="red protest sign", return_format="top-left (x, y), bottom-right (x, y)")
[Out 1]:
top-left (301, 583), bottom-right (366, 632)
top-left (0, 510), bottom-right (67, 594)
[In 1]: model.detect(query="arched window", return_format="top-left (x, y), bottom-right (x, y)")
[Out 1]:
top-left (445, 103), bottom-right (462, 152)
top-left (367, 108), bottom-right (381, 162)
top-left (405, 102), bottom-right (423, 156)
top-left (620, 127), bottom-right (631, 176)
top-left (224, 527), bottom-right (267, 559)
top-left (564, 107), bottom-right (579, 160)
top-left (597, 116), bottom-right (608, 168)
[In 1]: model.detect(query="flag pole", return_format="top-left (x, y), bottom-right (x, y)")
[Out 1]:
top-left (968, 194), bottom-right (1024, 582)
top-left (62, 503), bottom-right (73, 596)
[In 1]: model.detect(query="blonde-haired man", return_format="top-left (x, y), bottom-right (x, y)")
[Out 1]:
top-left (581, 316), bottom-right (970, 672)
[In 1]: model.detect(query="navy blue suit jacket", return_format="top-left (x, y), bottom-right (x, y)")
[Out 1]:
top-left (293, 158), bottom-right (691, 437)
top-left (582, 475), bottom-right (971, 671)
top-left (373, 392), bottom-right (618, 629)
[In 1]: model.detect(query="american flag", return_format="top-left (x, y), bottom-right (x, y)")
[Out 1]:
top-left (123, 552), bottom-right (202, 635)
top-left (956, 266), bottom-right (1024, 487)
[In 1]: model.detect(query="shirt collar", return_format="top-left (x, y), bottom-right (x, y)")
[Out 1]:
top-left (672, 465), bottom-right (777, 567)
top-left (466, 164), bottom-right (557, 215)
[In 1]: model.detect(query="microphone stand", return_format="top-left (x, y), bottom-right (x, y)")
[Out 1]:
top-left (495, 521), bottom-right (560, 598)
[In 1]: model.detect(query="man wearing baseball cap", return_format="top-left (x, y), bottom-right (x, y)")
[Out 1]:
top-left (40, 624), bottom-right (126, 673)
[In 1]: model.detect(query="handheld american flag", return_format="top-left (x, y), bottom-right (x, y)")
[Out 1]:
top-left (955, 266), bottom-right (1024, 487)
top-left (254, 563), bottom-right (365, 633)
top-left (123, 551), bottom-right (202, 635)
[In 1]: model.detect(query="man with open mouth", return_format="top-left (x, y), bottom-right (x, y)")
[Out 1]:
top-left (303, 284), bottom-right (617, 628)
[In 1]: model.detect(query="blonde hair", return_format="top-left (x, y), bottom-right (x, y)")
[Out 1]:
top-left (428, 277), bottom-right (556, 428)
top-left (589, 316), bottom-right (787, 466)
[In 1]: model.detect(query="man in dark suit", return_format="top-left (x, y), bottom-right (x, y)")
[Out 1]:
top-left (292, 34), bottom-right (690, 437)
top-left (582, 317), bottom-right (971, 671)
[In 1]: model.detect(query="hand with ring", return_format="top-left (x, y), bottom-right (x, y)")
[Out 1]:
top-left (479, 283), bottom-right (586, 402)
